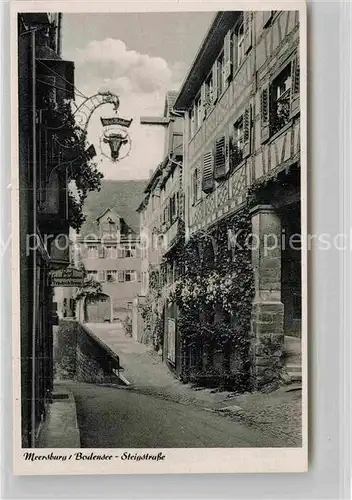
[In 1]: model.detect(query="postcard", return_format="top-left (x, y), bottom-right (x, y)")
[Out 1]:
top-left (11, 0), bottom-right (307, 475)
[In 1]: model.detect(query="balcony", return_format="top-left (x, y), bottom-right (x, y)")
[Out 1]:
top-left (189, 116), bottom-right (300, 234)
top-left (160, 218), bottom-right (181, 256)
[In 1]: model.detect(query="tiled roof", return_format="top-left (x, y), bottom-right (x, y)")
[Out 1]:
top-left (77, 180), bottom-right (146, 238)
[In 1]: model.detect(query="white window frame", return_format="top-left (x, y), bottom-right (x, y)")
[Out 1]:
top-left (125, 245), bottom-right (136, 258)
top-left (189, 106), bottom-right (196, 137)
top-left (192, 168), bottom-right (201, 204)
top-left (106, 270), bottom-right (117, 283)
top-left (234, 116), bottom-right (245, 151)
top-left (87, 270), bottom-right (98, 281)
top-left (106, 246), bottom-right (117, 259)
top-left (87, 245), bottom-right (98, 259)
top-left (272, 63), bottom-right (292, 133)
top-left (125, 270), bottom-right (136, 282)
top-left (195, 96), bottom-right (202, 130)
top-left (237, 22), bottom-right (245, 68)
top-left (217, 54), bottom-right (224, 96)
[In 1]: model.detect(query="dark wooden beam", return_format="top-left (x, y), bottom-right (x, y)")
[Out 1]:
top-left (140, 116), bottom-right (170, 126)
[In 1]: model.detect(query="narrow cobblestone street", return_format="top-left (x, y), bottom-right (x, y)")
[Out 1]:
top-left (69, 323), bottom-right (302, 447)
top-left (84, 322), bottom-right (233, 408)
top-left (68, 381), bottom-right (272, 448)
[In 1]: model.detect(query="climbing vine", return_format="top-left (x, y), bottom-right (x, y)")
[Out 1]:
top-left (74, 263), bottom-right (108, 322)
top-left (171, 205), bottom-right (254, 390)
top-left (138, 266), bottom-right (163, 349)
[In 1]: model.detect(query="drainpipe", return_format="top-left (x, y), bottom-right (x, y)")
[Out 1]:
top-left (30, 29), bottom-right (37, 448)
top-left (57, 14), bottom-right (62, 57)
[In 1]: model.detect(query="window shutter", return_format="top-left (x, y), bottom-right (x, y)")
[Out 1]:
top-left (197, 168), bottom-right (201, 200)
top-left (232, 32), bottom-right (238, 70)
top-left (260, 83), bottom-right (270, 143)
top-left (201, 82), bottom-right (210, 117)
top-left (190, 107), bottom-right (195, 136)
top-left (244, 12), bottom-right (253, 54)
top-left (198, 87), bottom-right (205, 123)
top-left (211, 62), bottom-right (218, 104)
top-left (263, 10), bottom-right (273, 27)
top-left (98, 270), bottom-right (105, 282)
top-left (214, 136), bottom-right (228, 181)
top-left (223, 30), bottom-right (233, 81)
top-left (165, 205), bottom-right (170, 227)
top-left (243, 105), bottom-right (251, 158)
top-left (118, 271), bottom-right (125, 282)
top-left (202, 151), bottom-right (215, 193)
top-left (225, 134), bottom-right (230, 175)
top-left (290, 55), bottom-right (300, 118)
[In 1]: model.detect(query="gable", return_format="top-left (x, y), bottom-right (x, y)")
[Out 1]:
top-left (77, 180), bottom-right (147, 239)
top-left (97, 208), bottom-right (119, 225)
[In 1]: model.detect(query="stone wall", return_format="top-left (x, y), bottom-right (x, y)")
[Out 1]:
top-left (54, 319), bottom-right (123, 385)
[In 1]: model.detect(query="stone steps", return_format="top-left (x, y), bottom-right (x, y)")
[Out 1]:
top-left (284, 336), bottom-right (302, 383)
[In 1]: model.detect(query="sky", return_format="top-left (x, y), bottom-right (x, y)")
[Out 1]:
top-left (62, 12), bottom-right (215, 181)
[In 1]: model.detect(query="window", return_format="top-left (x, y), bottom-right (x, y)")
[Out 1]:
top-left (189, 106), bottom-right (196, 137)
top-left (217, 54), bottom-right (225, 96)
top-left (272, 64), bottom-right (292, 134)
top-left (106, 246), bottom-right (117, 259)
top-left (192, 168), bottom-right (201, 204)
top-left (234, 117), bottom-right (244, 151)
top-left (125, 270), bottom-right (136, 282)
top-left (87, 270), bottom-right (98, 281)
top-left (106, 270), bottom-right (117, 283)
top-left (169, 194), bottom-right (177, 223)
top-left (98, 246), bottom-right (106, 259)
top-left (214, 135), bottom-right (229, 180)
top-left (97, 270), bottom-right (106, 282)
top-left (230, 118), bottom-right (245, 170)
top-left (126, 302), bottom-right (133, 309)
top-left (163, 205), bottom-right (169, 228)
top-left (125, 245), bottom-right (136, 258)
top-left (204, 74), bottom-right (213, 115)
top-left (87, 245), bottom-right (98, 259)
top-left (195, 96), bottom-right (202, 130)
top-left (102, 219), bottom-right (116, 236)
top-left (117, 246), bottom-right (125, 258)
top-left (202, 151), bottom-right (215, 194)
top-left (236, 21), bottom-right (245, 68)
top-left (152, 232), bottom-right (158, 250)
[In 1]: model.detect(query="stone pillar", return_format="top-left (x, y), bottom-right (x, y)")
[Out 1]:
top-left (250, 205), bottom-right (284, 388)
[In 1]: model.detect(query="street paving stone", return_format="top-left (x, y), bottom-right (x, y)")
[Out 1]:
top-left (81, 323), bottom-right (302, 447)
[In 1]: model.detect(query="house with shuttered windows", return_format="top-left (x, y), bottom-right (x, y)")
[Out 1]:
top-left (18, 12), bottom-right (77, 447)
top-left (174, 10), bottom-right (302, 387)
top-left (136, 91), bottom-right (184, 356)
top-left (75, 180), bottom-right (145, 323)
top-left (77, 208), bottom-right (142, 323)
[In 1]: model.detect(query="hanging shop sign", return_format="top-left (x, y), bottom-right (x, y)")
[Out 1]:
top-left (50, 267), bottom-right (84, 287)
top-left (99, 124), bottom-right (132, 162)
top-left (100, 117), bottom-right (133, 128)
